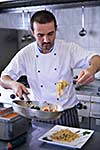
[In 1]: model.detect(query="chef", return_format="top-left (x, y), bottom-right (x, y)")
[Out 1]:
top-left (0, 10), bottom-right (100, 127)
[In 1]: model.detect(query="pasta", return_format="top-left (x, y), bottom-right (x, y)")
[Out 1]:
top-left (41, 102), bottom-right (58, 112)
top-left (56, 80), bottom-right (69, 98)
top-left (50, 129), bottom-right (79, 142)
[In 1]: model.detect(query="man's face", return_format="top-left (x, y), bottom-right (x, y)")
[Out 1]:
top-left (32, 21), bottom-right (56, 53)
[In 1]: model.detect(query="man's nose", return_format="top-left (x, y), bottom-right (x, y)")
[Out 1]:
top-left (43, 35), bottom-right (49, 42)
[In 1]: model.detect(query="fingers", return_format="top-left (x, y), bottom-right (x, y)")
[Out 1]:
top-left (77, 75), bottom-right (94, 84)
top-left (76, 70), bottom-right (94, 84)
top-left (12, 82), bottom-right (29, 99)
top-left (77, 71), bottom-right (84, 81)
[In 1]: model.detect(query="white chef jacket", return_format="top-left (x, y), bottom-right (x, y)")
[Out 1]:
top-left (1, 39), bottom-right (97, 108)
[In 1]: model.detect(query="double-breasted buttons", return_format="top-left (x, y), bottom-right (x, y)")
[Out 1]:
top-left (36, 50), bottom-right (57, 92)
top-left (36, 55), bottom-right (39, 58)
top-left (54, 68), bottom-right (57, 71)
top-left (37, 70), bottom-right (40, 73)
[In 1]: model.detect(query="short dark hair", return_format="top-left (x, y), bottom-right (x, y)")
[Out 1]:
top-left (30, 10), bottom-right (57, 31)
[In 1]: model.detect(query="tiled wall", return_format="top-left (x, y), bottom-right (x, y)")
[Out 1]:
top-left (52, 6), bottom-right (100, 77)
top-left (0, 29), bottom-right (18, 73)
top-left (0, 6), bottom-right (100, 76)
top-left (53, 6), bottom-right (100, 54)
top-left (0, 6), bottom-right (100, 53)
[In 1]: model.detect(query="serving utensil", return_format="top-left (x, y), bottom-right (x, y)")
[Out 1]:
top-left (79, 6), bottom-right (87, 36)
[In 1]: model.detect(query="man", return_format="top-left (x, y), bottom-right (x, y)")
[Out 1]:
top-left (0, 10), bottom-right (100, 127)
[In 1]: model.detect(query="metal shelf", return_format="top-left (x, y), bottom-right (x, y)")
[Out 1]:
top-left (0, 0), bottom-right (100, 12)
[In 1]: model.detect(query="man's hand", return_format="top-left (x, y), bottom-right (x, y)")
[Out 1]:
top-left (76, 55), bottom-right (100, 85)
top-left (11, 81), bottom-right (29, 98)
top-left (0, 75), bottom-right (29, 99)
top-left (76, 69), bottom-right (94, 85)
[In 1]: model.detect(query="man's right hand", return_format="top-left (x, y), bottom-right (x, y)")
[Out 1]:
top-left (0, 75), bottom-right (29, 99)
top-left (11, 81), bottom-right (29, 98)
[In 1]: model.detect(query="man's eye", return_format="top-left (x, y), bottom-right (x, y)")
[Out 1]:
top-left (48, 32), bottom-right (54, 36)
top-left (38, 34), bottom-right (44, 37)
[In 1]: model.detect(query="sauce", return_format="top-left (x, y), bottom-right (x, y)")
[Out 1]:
top-left (3, 112), bottom-right (18, 119)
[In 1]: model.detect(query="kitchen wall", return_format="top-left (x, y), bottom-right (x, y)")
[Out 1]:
top-left (0, 28), bottom-right (18, 74)
top-left (53, 6), bottom-right (100, 78)
top-left (54, 6), bottom-right (100, 53)
top-left (0, 6), bottom-right (100, 52)
top-left (0, 5), bottom-right (100, 75)
top-left (0, 28), bottom-right (34, 74)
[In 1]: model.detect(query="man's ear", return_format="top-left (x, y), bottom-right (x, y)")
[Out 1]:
top-left (30, 29), bottom-right (34, 36)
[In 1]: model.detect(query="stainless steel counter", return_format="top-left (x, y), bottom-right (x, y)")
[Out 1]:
top-left (75, 79), bottom-right (100, 96)
top-left (75, 79), bottom-right (100, 131)
top-left (11, 121), bottom-right (100, 150)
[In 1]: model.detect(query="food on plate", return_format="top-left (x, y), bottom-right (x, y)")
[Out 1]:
top-left (56, 80), bottom-right (69, 98)
top-left (50, 129), bottom-right (79, 142)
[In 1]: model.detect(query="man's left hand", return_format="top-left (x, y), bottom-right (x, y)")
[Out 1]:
top-left (76, 68), bottom-right (95, 85)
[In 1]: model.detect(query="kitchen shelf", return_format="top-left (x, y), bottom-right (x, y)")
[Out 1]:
top-left (0, 0), bottom-right (100, 12)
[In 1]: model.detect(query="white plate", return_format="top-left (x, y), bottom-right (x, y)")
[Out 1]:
top-left (38, 125), bottom-right (94, 149)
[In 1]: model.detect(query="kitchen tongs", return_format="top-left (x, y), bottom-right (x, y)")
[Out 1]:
top-left (22, 93), bottom-right (32, 106)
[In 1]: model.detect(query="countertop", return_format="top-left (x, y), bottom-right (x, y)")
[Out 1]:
top-left (9, 121), bottom-right (100, 150)
top-left (75, 79), bottom-right (100, 96)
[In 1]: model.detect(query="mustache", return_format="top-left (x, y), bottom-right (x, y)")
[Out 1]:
top-left (43, 42), bottom-right (51, 45)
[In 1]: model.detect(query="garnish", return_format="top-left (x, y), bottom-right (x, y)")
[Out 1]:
top-left (83, 131), bottom-right (91, 136)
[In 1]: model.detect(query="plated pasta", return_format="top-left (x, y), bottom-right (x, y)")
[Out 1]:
top-left (50, 129), bottom-right (79, 142)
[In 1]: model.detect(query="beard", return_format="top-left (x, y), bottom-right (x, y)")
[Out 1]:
top-left (42, 42), bottom-right (51, 50)
top-left (38, 41), bottom-right (54, 52)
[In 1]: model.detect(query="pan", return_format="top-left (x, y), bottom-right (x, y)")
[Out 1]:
top-left (12, 100), bottom-right (64, 120)
top-left (12, 80), bottom-right (75, 120)
top-left (12, 93), bottom-right (64, 120)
